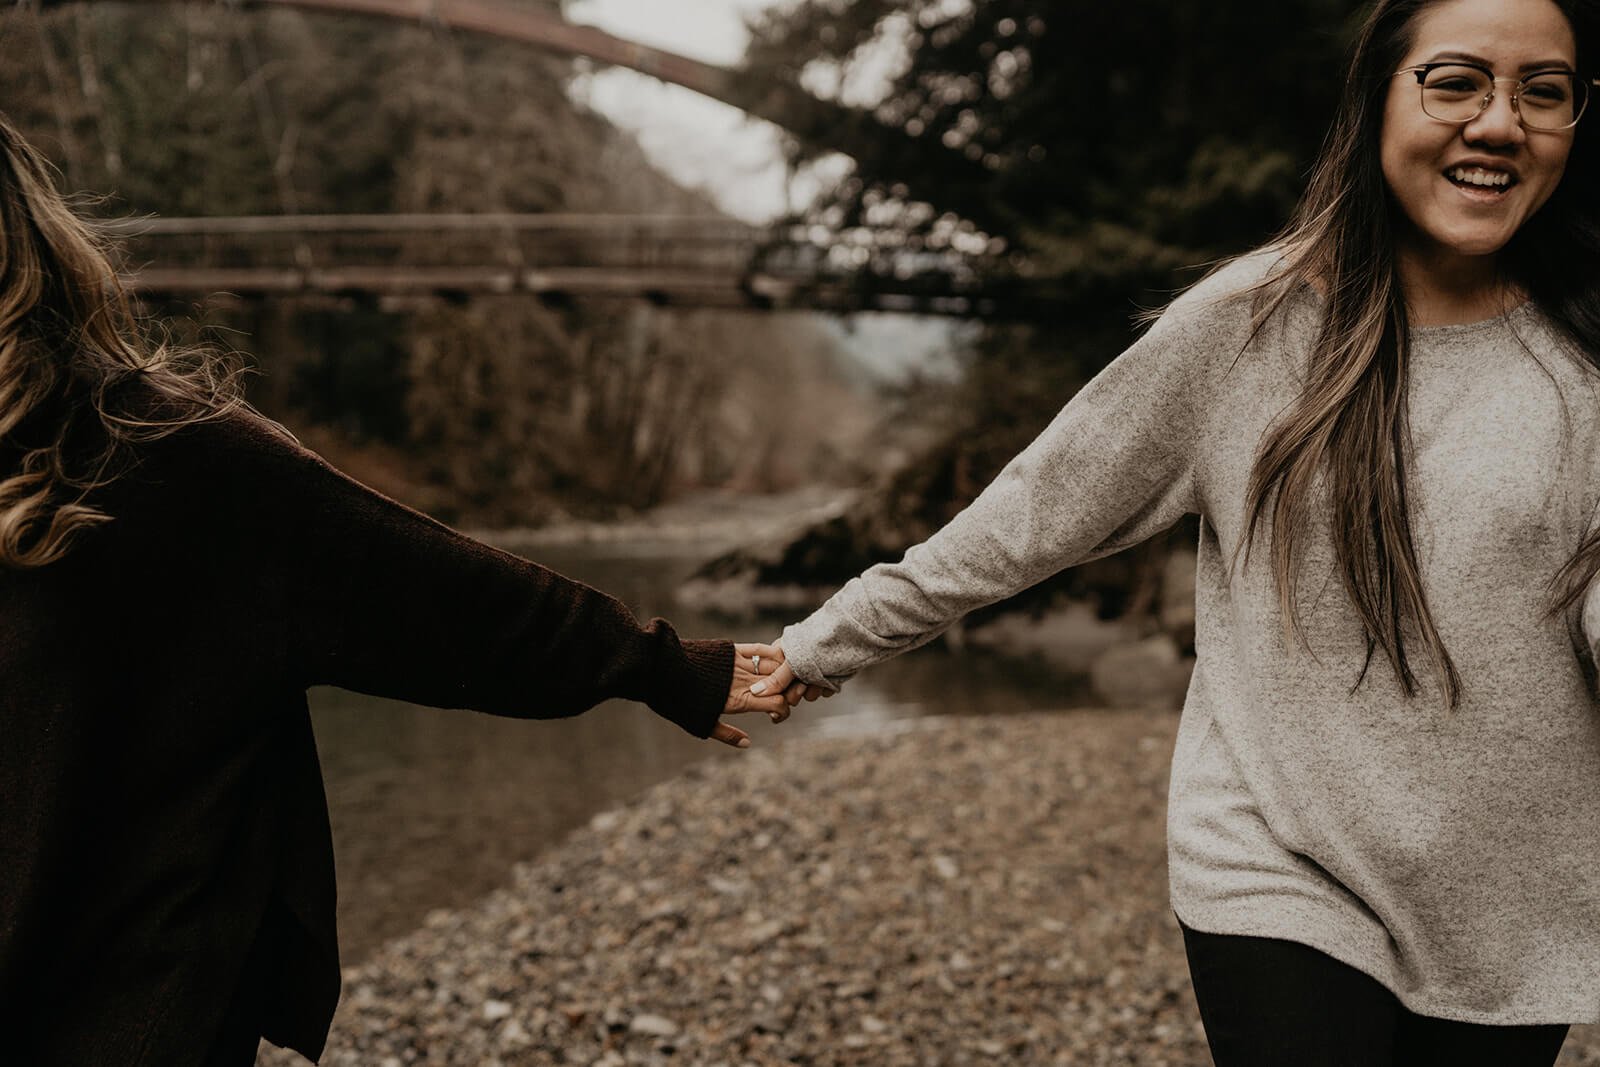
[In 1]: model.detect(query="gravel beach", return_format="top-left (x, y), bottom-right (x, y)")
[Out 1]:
top-left (260, 710), bottom-right (1600, 1066)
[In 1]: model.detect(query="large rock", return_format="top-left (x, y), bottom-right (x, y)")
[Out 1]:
top-left (961, 600), bottom-right (1142, 674)
top-left (674, 500), bottom-right (883, 615)
top-left (1089, 634), bottom-right (1194, 708)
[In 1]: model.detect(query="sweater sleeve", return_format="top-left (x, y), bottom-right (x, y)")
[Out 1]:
top-left (218, 414), bottom-right (732, 738)
top-left (779, 277), bottom-right (1243, 690)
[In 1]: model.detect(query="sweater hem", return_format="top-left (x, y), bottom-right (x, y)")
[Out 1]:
top-left (1170, 896), bottom-right (1600, 1026)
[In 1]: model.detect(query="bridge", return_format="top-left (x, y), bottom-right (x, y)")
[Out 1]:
top-left (28, 0), bottom-right (1016, 317)
top-left (108, 213), bottom-right (1042, 318)
top-left (43, 0), bottom-right (992, 190)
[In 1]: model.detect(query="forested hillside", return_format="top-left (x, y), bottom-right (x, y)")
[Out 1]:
top-left (741, 0), bottom-right (1357, 536)
top-left (0, 2), bottom-right (873, 523)
top-left (692, 0), bottom-right (1362, 662)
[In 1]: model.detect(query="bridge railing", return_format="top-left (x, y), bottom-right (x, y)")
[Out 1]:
top-left (102, 213), bottom-right (767, 271)
top-left (97, 213), bottom-right (1012, 315)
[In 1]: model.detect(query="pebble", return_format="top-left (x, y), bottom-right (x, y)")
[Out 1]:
top-left (256, 710), bottom-right (1600, 1066)
top-left (627, 1014), bottom-right (679, 1038)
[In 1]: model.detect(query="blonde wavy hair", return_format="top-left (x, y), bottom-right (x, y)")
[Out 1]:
top-left (0, 114), bottom-right (244, 568)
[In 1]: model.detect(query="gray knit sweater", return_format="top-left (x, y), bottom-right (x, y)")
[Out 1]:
top-left (779, 252), bottom-right (1600, 1024)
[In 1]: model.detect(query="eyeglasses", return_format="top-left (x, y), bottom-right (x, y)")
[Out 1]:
top-left (1394, 62), bottom-right (1597, 132)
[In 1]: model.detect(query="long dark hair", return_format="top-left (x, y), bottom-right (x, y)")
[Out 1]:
top-left (1238, 0), bottom-right (1600, 706)
top-left (0, 113), bottom-right (243, 568)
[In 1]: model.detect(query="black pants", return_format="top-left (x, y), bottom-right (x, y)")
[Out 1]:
top-left (1181, 924), bottom-right (1569, 1066)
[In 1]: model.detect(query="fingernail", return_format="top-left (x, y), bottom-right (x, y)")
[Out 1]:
top-left (737, 737), bottom-right (751, 749)
top-left (751, 682), bottom-right (767, 695)
top-left (769, 713), bottom-right (781, 723)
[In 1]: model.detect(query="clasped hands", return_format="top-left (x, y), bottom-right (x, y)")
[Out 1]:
top-left (713, 642), bottom-right (832, 748)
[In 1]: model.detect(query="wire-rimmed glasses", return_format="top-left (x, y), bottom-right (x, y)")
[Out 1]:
top-left (1395, 62), bottom-right (1597, 132)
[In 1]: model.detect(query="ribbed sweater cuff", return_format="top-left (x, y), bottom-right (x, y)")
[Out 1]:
top-left (648, 635), bottom-right (732, 739)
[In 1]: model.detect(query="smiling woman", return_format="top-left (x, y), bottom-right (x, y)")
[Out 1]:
top-left (748, 0), bottom-right (1600, 1063)
top-left (1379, 0), bottom-right (1587, 315)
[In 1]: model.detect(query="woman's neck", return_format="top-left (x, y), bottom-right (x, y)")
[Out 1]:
top-left (1395, 243), bottom-right (1520, 327)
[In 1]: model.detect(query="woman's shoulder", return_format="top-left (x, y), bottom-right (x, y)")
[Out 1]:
top-left (119, 398), bottom-right (316, 503)
top-left (182, 404), bottom-right (304, 461)
top-left (1166, 247), bottom-right (1289, 320)
top-left (1140, 247), bottom-right (1298, 357)
top-left (94, 370), bottom-right (299, 460)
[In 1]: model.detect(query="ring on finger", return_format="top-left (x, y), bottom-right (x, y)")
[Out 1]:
top-left (752, 655), bottom-right (762, 674)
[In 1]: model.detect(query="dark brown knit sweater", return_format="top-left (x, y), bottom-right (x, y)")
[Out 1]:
top-left (0, 408), bottom-right (733, 1064)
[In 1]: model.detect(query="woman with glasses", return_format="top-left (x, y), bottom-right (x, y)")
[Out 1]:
top-left (0, 113), bottom-right (790, 1063)
top-left (752, 0), bottom-right (1600, 1062)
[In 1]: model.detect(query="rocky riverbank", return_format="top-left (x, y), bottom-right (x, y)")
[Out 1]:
top-left (258, 709), bottom-right (1600, 1066)
top-left (261, 710), bottom-right (1195, 1066)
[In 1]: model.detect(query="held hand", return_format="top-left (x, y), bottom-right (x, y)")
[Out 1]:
top-left (748, 641), bottom-right (834, 714)
top-left (711, 643), bottom-right (792, 748)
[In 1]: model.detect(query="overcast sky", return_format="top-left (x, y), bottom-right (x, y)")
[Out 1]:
top-left (563, 0), bottom-right (959, 382)
top-left (564, 0), bottom-right (805, 222)
top-left (567, 0), bottom-right (768, 66)
top-left (564, 0), bottom-right (908, 222)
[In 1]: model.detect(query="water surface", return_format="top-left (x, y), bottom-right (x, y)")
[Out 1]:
top-left (311, 540), bottom-right (1090, 961)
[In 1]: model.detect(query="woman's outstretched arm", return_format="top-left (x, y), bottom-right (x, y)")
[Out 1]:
top-left (764, 268), bottom-right (1257, 695)
top-left (180, 410), bottom-right (788, 741)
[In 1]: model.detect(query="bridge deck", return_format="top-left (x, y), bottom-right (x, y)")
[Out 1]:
top-left (112, 214), bottom-right (1021, 317)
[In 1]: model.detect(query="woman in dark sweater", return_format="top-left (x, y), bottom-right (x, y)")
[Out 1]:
top-left (0, 114), bottom-right (786, 1065)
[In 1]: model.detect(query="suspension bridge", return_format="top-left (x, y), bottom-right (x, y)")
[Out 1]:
top-left (107, 213), bottom-right (1046, 317)
top-left (19, 0), bottom-right (1025, 318)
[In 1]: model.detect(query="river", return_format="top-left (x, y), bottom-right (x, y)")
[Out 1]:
top-left (311, 534), bottom-right (1094, 962)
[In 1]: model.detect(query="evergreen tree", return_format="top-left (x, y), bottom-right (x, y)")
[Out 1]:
top-left (742, 0), bottom-right (1357, 309)
top-left (715, 0), bottom-right (1364, 594)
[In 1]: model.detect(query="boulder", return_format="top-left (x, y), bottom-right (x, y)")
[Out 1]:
top-left (962, 600), bottom-right (1141, 674)
top-left (1089, 634), bottom-right (1194, 708)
